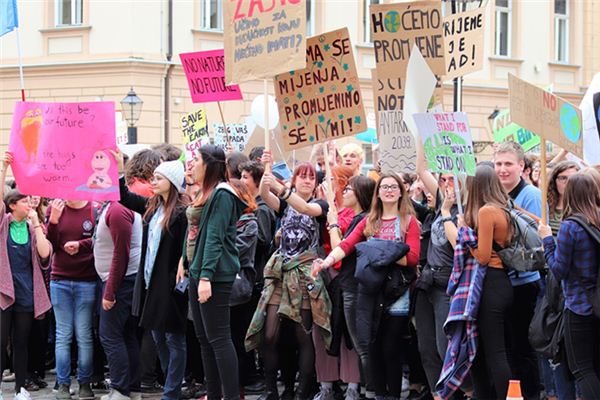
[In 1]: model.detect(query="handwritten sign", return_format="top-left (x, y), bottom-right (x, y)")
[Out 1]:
top-left (181, 108), bottom-right (210, 170)
top-left (224, 0), bottom-right (306, 84)
top-left (8, 101), bottom-right (119, 200)
top-left (213, 123), bottom-right (250, 152)
top-left (443, 7), bottom-right (485, 80)
top-left (492, 108), bottom-right (540, 152)
top-left (179, 49), bottom-right (243, 103)
top-left (275, 28), bottom-right (366, 151)
top-left (413, 111), bottom-right (476, 176)
top-left (378, 110), bottom-right (416, 173)
top-left (370, 1), bottom-right (445, 112)
top-left (509, 74), bottom-right (583, 157)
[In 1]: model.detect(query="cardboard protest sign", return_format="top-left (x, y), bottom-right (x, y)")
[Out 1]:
top-left (509, 74), bottom-right (583, 157)
top-left (492, 108), bottom-right (540, 152)
top-left (378, 110), bottom-right (416, 173)
top-left (413, 111), bottom-right (476, 175)
top-left (180, 108), bottom-right (210, 170)
top-left (180, 49), bottom-right (243, 103)
top-left (213, 123), bottom-right (250, 152)
top-left (370, 1), bottom-right (445, 112)
top-left (274, 28), bottom-right (366, 151)
top-left (8, 101), bottom-right (119, 200)
top-left (443, 7), bottom-right (485, 80)
top-left (223, 0), bottom-right (306, 84)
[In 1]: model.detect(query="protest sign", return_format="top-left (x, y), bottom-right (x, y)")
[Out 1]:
top-left (403, 44), bottom-right (437, 137)
top-left (181, 108), bottom-right (210, 170)
top-left (370, 1), bottom-right (445, 112)
top-left (8, 101), bottom-right (119, 201)
top-left (413, 111), bottom-right (476, 175)
top-left (180, 49), bottom-right (243, 103)
top-left (443, 7), bottom-right (485, 80)
top-left (274, 28), bottom-right (366, 151)
top-left (213, 123), bottom-right (250, 152)
top-left (579, 72), bottom-right (600, 164)
top-left (492, 108), bottom-right (540, 152)
top-left (223, 0), bottom-right (306, 84)
top-left (508, 74), bottom-right (583, 158)
top-left (115, 111), bottom-right (128, 145)
top-left (379, 110), bottom-right (416, 172)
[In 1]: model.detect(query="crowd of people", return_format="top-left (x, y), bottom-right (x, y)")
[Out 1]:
top-left (0, 138), bottom-right (599, 400)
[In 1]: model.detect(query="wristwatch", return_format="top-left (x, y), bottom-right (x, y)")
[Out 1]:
top-left (440, 216), bottom-right (453, 223)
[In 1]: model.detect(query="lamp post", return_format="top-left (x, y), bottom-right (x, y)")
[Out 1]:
top-left (120, 87), bottom-right (143, 144)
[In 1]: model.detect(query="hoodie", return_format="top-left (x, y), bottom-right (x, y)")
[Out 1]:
top-left (187, 182), bottom-right (248, 282)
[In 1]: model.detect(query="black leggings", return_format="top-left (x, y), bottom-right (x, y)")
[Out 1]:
top-left (263, 305), bottom-right (314, 392)
top-left (564, 310), bottom-right (600, 400)
top-left (0, 308), bottom-right (34, 392)
top-left (370, 315), bottom-right (410, 397)
top-left (471, 268), bottom-right (513, 400)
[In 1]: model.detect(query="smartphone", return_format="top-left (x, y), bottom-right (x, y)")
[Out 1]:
top-left (174, 276), bottom-right (189, 294)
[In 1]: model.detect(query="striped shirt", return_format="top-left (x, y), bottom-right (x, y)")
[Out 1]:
top-left (543, 219), bottom-right (600, 316)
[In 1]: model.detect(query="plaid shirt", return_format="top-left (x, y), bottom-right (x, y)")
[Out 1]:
top-left (543, 219), bottom-right (600, 316)
top-left (436, 227), bottom-right (487, 400)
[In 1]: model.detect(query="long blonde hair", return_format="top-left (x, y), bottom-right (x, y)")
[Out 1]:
top-left (364, 172), bottom-right (415, 237)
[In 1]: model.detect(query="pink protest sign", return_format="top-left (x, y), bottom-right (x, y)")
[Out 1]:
top-left (179, 49), bottom-right (243, 103)
top-left (8, 101), bottom-right (120, 201)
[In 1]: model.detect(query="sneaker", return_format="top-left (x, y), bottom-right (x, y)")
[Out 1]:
top-left (140, 382), bottom-right (163, 394)
top-left (344, 388), bottom-right (360, 400)
top-left (130, 392), bottom-right (141, 400)
top-left (101, 389), bottom-right (131, 400)
top-left (91, 380), bottom-right (111, 393)
top-left (3, 371), bottom-right (15, 382)
top-left (24, 378), bottom-right (40, 392)
top-left (56, 384), bottom-right (72, 400)
top-left (244, 381), bottom-right (265, 395)
top-left (79, 382), bottom-right (95, 400)
top-left (313, 388), bottom-right (335, 400)
top-left (33, 376), bottom-right (49, 389)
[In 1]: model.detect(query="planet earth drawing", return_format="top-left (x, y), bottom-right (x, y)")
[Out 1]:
top-left (560, 103), bottom-right (581, 143)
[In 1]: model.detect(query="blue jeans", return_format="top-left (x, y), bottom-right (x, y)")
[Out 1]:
top-left (99, 276), bottom-right (140, 395)
top-left (151, 330), bottom-right (187, 400)
top-left (50, 280), bottom-right (97, 385)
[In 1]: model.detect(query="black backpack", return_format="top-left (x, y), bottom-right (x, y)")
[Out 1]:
top-left (565, 215), bottom-right (600, 319)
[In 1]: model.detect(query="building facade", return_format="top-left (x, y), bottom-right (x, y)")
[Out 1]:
top-left (1, 0), bottom-right (598, 160)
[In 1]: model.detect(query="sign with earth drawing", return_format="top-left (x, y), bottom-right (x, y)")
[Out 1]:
top-left (274, 28), bottom-right (366, 151)
top-left (508, 74), bottom-right (583, 158)
top-left (412, 111), bottom-right (476, 176)
top-left (370, 1), bottom-right (445, 112)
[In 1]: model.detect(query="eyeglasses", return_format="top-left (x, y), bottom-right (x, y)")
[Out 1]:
top-left (379, 184), bottom-right (400, 192)
top-left (343, 186), bottom-right (354, 194)
top-left (556, 175), bottom-right (570, 182)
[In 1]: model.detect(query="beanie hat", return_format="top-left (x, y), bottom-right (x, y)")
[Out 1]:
top-left (154, 160), bottom-right (185, 193)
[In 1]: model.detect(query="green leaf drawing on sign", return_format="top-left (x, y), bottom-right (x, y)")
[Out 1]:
top-left (424, 132), bottom-right (476, 176)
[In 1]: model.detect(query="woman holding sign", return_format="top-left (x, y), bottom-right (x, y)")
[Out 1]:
top-left (183, 145), bottom-right (247, 400)
top-left (245, 153), bottom-right (331, 400)
top-left (0, 152), bottom-right (52, 395)
top-left (312, 172), bottom-right (420, 400)
top-left (414, 138), bottom-right (469, 398)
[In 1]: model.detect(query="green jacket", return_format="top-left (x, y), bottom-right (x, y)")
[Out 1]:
top-left (187, 183), bottom-right (247, 282)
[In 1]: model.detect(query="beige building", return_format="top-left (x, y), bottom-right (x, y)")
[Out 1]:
top-left (1, 0), bottom-right (598, 161)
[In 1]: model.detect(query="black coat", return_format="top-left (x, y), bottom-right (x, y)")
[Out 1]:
top-left (119, 177), bottom-right (188, 334)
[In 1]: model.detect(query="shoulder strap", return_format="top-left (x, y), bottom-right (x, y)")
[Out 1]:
top-left (566, 215), bottom-right (600, 245)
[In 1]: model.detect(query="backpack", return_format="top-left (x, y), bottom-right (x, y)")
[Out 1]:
top-left (564, 215), bottom-right (600, 319)
top-left (492, 202), bottom-right (545, 272)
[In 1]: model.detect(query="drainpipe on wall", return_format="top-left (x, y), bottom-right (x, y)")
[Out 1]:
top-left (163, 0), bottom-right (174, 143)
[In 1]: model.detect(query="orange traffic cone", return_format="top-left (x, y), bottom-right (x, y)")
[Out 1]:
top-left (506, 380), bottom-right (523, 400)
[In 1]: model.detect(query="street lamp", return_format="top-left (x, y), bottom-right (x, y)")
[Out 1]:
top-left (120, 87), bottom-right (143, 144)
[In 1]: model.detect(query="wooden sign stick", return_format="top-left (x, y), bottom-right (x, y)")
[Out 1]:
top-left (217, 102), bottom-right (230, 147)
top-left (540, 138), bottom-right (548, 223)
top-left (264, 79), bottom-right (271, 172)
